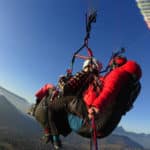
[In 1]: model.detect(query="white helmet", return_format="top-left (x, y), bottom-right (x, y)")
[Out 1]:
top-left (82, 58), bottom-right (102, 72)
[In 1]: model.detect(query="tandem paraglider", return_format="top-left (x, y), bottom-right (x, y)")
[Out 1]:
top-left (28, 10), bottom-right (142, 150)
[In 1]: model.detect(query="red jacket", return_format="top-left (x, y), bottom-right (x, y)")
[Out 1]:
top-left (83, 60), bottom-right (142, 110)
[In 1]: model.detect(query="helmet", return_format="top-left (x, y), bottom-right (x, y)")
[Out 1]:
top-left (109, 56), bottom-right (127, 68)
top-left (82, 58), bottom-right (102, 72)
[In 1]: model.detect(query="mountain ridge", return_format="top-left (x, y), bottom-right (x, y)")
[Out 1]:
top-left (114, 126), bottom-right (150, 149)
top-left (0, 86), bottom-right (30, 114)
top-left (0, 85), bottom-right (149, 150)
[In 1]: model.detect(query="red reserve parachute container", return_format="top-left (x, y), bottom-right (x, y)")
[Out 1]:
top-left (35, 83), bottom-right (54, 100)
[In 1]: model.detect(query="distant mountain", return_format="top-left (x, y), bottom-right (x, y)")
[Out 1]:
top-left (114, 126), bottom-right (150, 149)
top-left (100, 134), bottom-right (145, 150)
top-left (0, 86), bottom-right (147, 150)
top-left (0, 91), bottom-right (58, 150)
top-left (0, 86), bottom-right (30, 114)
top-left (63, 132), bottom-right (145, 150)
top-left (0, 94), bottom-right (40, 136)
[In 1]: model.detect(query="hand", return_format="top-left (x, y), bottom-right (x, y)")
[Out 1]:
top-left (88, 106), bottom-right (99, 119)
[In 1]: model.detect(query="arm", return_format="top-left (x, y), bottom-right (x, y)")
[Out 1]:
top-left (92, 69), bottom-right (129, 110)
top-left (63, 70), bottom-right (94, 96)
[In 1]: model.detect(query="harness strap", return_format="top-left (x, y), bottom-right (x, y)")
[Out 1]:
top-left (90, 116), bottom-right (98, 150)
top-left (70, 11), bottom-right (97, 72)
top-left (100, 48), bottom-right (126, 73)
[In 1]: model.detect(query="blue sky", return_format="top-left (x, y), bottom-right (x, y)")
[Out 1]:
top-left (0, 0), bottom-right (150, 134)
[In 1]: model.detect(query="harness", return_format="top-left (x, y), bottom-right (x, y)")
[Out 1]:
top-left (70, 10), bottom-right (97, 72)
top-left (68, 11), bottom-right (100, 149)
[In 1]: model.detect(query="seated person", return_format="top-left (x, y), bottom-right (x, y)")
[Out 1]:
top-left (33, 55), bottom-right (142, 149)
top-left (33, 57), bottom-right (102, 149)
top-left (73, 56), bottom-right (142, 138)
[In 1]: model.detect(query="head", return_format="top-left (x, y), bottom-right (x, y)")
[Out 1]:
top-left (109, 56), bottom-right (127, 70)
top-left (82, 58), bottom-right (103, 72)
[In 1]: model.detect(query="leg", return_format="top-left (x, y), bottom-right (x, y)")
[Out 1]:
top-left (46, 96), bottom-right (73, 149)
top-left (34, 97), bottom-right (51, 143)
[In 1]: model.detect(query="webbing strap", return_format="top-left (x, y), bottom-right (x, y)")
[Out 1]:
top-left (90, 116), bottom-right (98, 150)
top-left (71, 43), bottom-right (86, 71)
top-left (70, 11), bottom-right (97, 72)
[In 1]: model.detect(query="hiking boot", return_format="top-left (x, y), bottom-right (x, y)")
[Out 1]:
top-left (53, 140), bottom-right (62, 150)
top-left (41, 134), bottom-right (52, 144)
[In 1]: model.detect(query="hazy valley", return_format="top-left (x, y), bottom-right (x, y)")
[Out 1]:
top-left (0, 86), bottom-right (149, 150)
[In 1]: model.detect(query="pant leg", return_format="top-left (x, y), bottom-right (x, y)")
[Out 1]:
top-left (47, 95), bottom-right (89, 135)
top-left (46, 95), bottom-right (89, 136)
top-left (34, 95), bottom-right (71, 136)
top-left (47, 96), bottom-right (74, 136)
top-left (34, 97), bottom-right (49, 129)
top-left (47, 105), bottom-right (59, 135)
